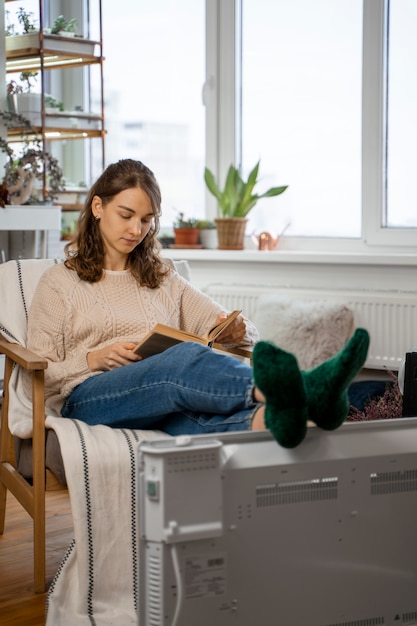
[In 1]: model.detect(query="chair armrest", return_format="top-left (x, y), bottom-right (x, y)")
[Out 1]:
top-left (0, 339), bottom-right (48, 370)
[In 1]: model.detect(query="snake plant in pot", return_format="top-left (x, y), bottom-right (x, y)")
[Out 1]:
top-left (204, 161), bottom-right (288, 249)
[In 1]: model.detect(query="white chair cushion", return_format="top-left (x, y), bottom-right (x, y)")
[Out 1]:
top-left (0, 258), bottom-right (59, 346)
top-left (252, 294), bottom-right (355, 371)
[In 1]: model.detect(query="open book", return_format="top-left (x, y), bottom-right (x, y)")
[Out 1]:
top-left (134, 310), bottom-right (242, 359)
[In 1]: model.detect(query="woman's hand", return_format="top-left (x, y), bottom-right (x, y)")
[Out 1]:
top-left (87, 341), bottom-right (142, 372)
top-left (215, 312), bottom-right (247, 345)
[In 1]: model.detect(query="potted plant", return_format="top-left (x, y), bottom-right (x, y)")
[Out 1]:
top-left (196, 219), bottom-right (217, 249)
top-left (50, 15), bottom-right (78, 37)
top-left (7, 73), bottom-right (40, 121)
top-left (204, 161), bottom-right (288, 249)
top-left (44, 94), bottom-right (64, 113)
top-left (173, 213), bottom-right (200, 246)
top-left (6, 8), bottom-right (95, 57)
top-left (0, 111), bottom-right (65, 205)
top-left (16, 6), bottom-right (38, 34)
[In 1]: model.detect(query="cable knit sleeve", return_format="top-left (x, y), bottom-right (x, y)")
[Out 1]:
top-left (174, 274), bottom-right (259, 347)
top-left (26, 267), bottom-right (92, 408)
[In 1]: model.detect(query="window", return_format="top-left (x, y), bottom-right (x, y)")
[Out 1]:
top-left (241, 0), bottom-right (363, 239)
top-left (99, 0), bottom-right (206, 229)
top-left (65, 1), bottom-right (417, 248)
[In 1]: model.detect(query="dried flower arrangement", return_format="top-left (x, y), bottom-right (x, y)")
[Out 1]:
top-left (348, 370), bottom-right (403, 421)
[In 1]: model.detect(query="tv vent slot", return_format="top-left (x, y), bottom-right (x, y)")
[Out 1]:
top-left (324, 618), bottom-right (384, 626)
top-left (371, 469), bottom-right (417, 495)
top-left (147, 553), bottom-right (163, 626)
top-left (403, 611), bottom-right (417, 625)
top-left (167, 451), bottom-right (218, 473)
top-left (256, 477), bottom-right (338, 507)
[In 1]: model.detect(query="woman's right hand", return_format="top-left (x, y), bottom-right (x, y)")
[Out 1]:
top-left (87, 341), bottom-right (142, 372)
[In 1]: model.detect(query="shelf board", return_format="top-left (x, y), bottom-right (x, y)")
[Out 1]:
top-left (59, 204), bottom-right (84, 211)
top-left (0, 205), bottom-right (61, 231)
top-left (6, 34), bottom-right (101, 72)
top-left (7, 126), bottom-right (105, 141)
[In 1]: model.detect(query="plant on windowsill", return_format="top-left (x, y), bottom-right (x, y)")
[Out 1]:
top-left (196, 219), bottom-right (217, 249)
top-left (204, 161), bottom-right (288, 250)
top-left (173, 212), bottom-right (200, 247)
top-left (0, 111), bottom-right (65, 206)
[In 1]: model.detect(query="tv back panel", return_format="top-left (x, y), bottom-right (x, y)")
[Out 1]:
top-left (138, 420), bottom-right (417, 626)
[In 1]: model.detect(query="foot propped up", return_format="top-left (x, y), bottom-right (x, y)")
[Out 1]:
top-left (303, 327), bottom-right (370, 430)
top-left (252, 341), bottom-right (308, 448)
top-left (252, 328), bottom-right (370, 447)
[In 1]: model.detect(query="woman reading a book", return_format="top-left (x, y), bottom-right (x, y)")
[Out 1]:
top-left (26, 159), bottom-right (369, 448)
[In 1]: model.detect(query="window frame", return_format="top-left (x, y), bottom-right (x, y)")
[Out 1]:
top-left (209, 0), bottom-right (417, 251)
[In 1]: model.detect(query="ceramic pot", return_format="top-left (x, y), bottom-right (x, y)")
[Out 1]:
top-left (199, 228), bottom-right (218, 249)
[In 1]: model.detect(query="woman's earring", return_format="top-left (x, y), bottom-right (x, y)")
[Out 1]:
top-left (94, 215), bottom-right (100, 221)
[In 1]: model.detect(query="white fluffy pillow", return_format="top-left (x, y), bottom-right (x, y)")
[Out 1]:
top-left (252, 294), bottom-right (355, 370)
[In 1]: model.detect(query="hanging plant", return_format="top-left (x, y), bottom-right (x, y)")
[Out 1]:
top-left (0, 111), bottom-right (65, 206)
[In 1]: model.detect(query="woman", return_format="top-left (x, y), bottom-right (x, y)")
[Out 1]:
top-left (26, 159), bottom-right (369, 448)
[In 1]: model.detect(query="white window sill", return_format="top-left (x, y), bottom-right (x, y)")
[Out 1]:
top-left (162, 248), bottom-right (417, 267)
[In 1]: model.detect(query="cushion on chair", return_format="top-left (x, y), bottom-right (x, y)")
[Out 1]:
top-left (252, 294), bottom-right (355, 370)
top-left (0, 258), bottom-right (60, 346)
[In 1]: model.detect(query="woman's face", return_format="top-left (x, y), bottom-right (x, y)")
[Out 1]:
top-left (92, 187), bottom-right (154, 267)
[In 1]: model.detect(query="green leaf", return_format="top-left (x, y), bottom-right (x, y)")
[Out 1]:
top-left (204, 167), bottom-right (222, 203)
top-left (203, 161), bottom-right (288, 217)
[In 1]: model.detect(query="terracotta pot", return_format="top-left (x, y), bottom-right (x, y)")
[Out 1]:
top-left (174, 227), bottom-right (200, 246)
top-left (215, 218), bottom-right (248, 250)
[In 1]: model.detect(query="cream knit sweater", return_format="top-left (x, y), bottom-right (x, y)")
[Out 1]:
top-left (26, 262), bottom-right (258, 414)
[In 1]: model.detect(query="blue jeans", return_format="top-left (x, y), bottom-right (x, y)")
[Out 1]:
top-left (61, 342), bottom-right (258, 435)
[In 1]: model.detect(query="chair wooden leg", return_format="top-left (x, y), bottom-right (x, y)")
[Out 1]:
top-left (0, 357), bottom-right (47, 593)
top-left (0, 357), bottom-right (12, 535)
top-left (0, 477), bottom-right (6, 535)
top-left (32, 368), bottom-right (46, 593)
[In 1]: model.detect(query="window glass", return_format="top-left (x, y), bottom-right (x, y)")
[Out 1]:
top-left (386, 0), bottom-right (417, 228)
top-left (241, 0), bottom-right (363, 238)
top-left (98, 0), bottom-right (206, 228)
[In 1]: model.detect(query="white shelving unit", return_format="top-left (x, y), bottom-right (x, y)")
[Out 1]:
top-left (2, 0), bottom-right (105, 256)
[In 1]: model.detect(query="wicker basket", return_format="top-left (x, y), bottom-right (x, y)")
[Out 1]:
top-left (215, 218), bottom-right (248, 250)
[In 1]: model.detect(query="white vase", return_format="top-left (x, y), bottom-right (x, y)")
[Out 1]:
top-left (199, 228), bottom-right (218, 249)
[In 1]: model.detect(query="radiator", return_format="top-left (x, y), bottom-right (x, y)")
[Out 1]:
top-left (204, 284), bottom-right (417, 370)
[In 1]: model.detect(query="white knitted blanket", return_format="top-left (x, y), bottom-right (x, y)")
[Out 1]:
top-left (45, 415), bottom-right (167, 625)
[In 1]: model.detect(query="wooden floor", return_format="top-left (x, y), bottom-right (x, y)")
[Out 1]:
top-left (0, 488), bottom-right (73, 626)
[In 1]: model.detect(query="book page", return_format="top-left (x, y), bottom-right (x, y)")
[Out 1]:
top-left (205, 310), bottom-right (242, 344)
top-left (134, 324), bottom-right (206, 359)
top-left (133, 310), bottom-right (242, 359)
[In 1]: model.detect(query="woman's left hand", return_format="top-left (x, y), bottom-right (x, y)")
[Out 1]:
top-left (215, 312), bottom-right (247, 345)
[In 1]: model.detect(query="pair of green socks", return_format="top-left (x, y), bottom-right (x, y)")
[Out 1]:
top-left (252, 328), bottom-right (370, 448)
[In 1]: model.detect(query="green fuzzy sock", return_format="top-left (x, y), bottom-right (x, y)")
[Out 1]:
top-left (252, 341), bottom-right (308, 448)
top-left (303, 328), bottom-right (370, 430)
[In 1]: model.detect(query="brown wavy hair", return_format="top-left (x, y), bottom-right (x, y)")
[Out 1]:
top-left (64, 159), bottom-right (170, 287)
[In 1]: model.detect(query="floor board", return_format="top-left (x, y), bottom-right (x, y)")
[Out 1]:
top-left (0, 489), bottom-right (72, 626)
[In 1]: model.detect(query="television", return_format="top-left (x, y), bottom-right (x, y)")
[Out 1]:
top-left (138, 419), bottom-right (417, 626)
